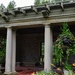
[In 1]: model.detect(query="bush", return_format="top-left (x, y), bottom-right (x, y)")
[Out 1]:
top-left (35, 70), bottom-right (58, 75)
top-left (0, 35), bottom-right (6, 64)
top-left (53, 22), bottom-right (75, 70)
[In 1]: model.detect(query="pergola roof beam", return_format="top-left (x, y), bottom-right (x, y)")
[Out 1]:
top-left (42, 4), bottom-right (50, 18)
top-left (31, 6), bottom-right (38, 14)
top-left (0, 11), bottom-right (9, 22)
top-left (60, 2), bottom-right (64, 11)
top-left (42, 10), bottom-right (49, 18)
top-left (19, 8), bottom-right (26, 15)
top-left (8, 10), bottom-right (16, 17)
top-left (45, 4), bottom-right (50, 13)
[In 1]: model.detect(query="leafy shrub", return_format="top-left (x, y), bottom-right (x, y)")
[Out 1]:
top-left (0, 35), bottom-right (6, 64)
top-left (35, 70), bottom-right (58, 75)
top-left (53, 22), bottom-right (75, 70)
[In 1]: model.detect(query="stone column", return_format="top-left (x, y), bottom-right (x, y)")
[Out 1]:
top-left (11, 30), bottom-right (16, 73)
top-left (44, 24), bottom-right (53, 72)
top-left (5, 27), bottom-right (12, 74)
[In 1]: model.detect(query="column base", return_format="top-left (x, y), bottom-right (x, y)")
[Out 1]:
top-left (11, 71), bottom-right (17, 75)
top-left (4, 72), bottom-right (12, 75)
top-left (11, 72), bottom-right (17, 75)
top-left (4, 71), bottom-right (17, 75)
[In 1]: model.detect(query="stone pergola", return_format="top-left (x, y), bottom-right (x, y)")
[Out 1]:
top-left (0, 2), bottom-right (75, 75)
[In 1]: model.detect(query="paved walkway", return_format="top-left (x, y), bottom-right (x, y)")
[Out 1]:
top-left (17, 71), bottom-right (34, 75)
top-left (16, 66), bottom-right (43, 75)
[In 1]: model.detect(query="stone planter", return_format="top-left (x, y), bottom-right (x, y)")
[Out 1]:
top-left (63, 69), bottom-right (72, 75)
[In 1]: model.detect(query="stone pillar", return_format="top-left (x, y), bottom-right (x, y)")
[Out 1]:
top-left (44, 24), bottom-right (53, 71)
top-left (11, 30), bottom-right (16, 73)
top-left (5, 27), bottom-right (12, 74)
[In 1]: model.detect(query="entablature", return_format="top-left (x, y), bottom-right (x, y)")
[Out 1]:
top-left (0, 2), bottom-right (75, 28)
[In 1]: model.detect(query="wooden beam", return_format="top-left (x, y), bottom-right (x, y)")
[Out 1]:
top-left (45, 4), bottom-right (50, 13)
top-left (42, 10), bottom-right (49, 18)
top-left (0, 11), bottom-right (9, 22)
top-left (19, 8), bottom-right (26, 15)
top-left (60, 2), bottom-right (64, 11)
top-left (9, 10), bottom-right (16, 17)
top-left (31, 6), bottom-right (38, 14)
top-left (42, 4), bottom-right (50, 18)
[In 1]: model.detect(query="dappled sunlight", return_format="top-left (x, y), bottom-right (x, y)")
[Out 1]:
top-left (31, 72), bottom-right (35, 75)
top-left (17, 71), bottom-right (36, 75)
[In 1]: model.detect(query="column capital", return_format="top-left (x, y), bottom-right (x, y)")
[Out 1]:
top-left (45, 24), bottom-right (50, 28)
top-left (5, 26), bottom-right (12, 28)
top-left (43, 23), bottom-right (51, 27)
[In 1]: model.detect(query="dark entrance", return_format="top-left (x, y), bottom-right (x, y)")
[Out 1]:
top-left (16, 27), bottom-right (44, 67)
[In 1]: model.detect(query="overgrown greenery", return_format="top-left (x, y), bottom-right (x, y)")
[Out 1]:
top-left (34, 0), bottom-right (41, 6)
top-left (0, 35), bottom-right (6, 64)
top-left (34, 0), bottom-right (50, 5)
top-left (34, 0), bottom-right (71, 5)
top-left (53, 23), bottom-right (75, 70)
top-left (51, 0), bottom-right (70, 3)
top-left (35, 70), bottom-right (58, 75)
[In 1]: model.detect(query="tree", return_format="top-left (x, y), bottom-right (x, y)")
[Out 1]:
top-left (0, 4), bottom-right (5, 11)
top-left (51, 0), bottom-right (70, 3)
top-left (41, 0), bottom-right (50, 4)
top-left (34, 0), bottom-right (50, 5)
top-left (7, 0), bottom-right (16, 10)
top-left (34, 0), bottom-right (72, 5)
top-left (34, 0), bottom-right (41, 6)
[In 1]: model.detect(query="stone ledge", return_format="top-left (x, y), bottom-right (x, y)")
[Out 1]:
top-left (4, 72), bottom-right (17, 75)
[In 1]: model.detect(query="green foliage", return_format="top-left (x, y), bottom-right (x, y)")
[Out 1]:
top-left (7, 0), bottom-right (16, 10)
top-left (0, 0), bottom-right (16, 10)
top-left (0, 4), bottom-right (5, 11)
top-left (53, 22), bottom-right (75, 70)
top-left (0, 36), bottom-right (6, 64)
top-left (41, 0), bottom-right (50, 4)
top-left (34, 0), bottom-right (41, 6)
top-left (34, 0), bottom-right (50, 5)
top-left (51, 0), bottom-right (70, 3)
top-left (64, 62), bottom-right (72, 70)
top-left (34, 0), bottom-right (71, 5)
top-left (35, 70), bottom-right (58, 75)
